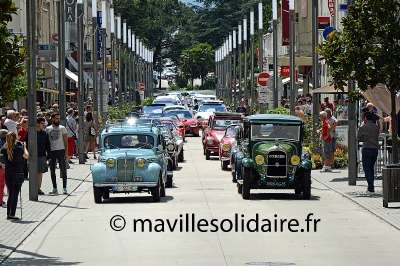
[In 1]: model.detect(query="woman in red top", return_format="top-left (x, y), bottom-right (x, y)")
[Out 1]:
top-left (18, 120), bottom-right (28, 141)
top-left (317, 111), bottom-right (332, 172)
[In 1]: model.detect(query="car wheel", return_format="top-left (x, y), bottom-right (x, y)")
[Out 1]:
top-left (102, 188), bottom-right (110, 199)
top-left (152, 179), bottom-right (161, 202)
top-left (178, 149), bottom-right (184, 162)
top-left (205, 150), bottom-right (210, 160)
top-left (203, 146), bottom-right (206, 155)
top-left (295, 187), bottom-right (302, 194)
top-left (232, 164), bottom-right (237, 183)
top-left (172, 157), bottom-right (177, 170)
top-left (93, 186), bottom-right (102, 203)
top-left (194, 133), bottom-right (199, 137)
top-left (237, 183), bottom-right (242, 194)
top-left (222, 161), bottom-right (229, 171)
top-left (302, 169), bottom-right (312, 199)
top-left (160, 177), bottom-right (166, 197)
top-left (242, 167), bottom-right (251, 199)
top-left (166, 174), bottom-right (173, 188)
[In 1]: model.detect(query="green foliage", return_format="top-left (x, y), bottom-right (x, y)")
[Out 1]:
top-left (141, 97), bottom-right (154, 106)
top-left (266, 107), bottom-right (290, 115)
top-left (168, 84), bottom-right (181, 91)
top-left (199, 77), bottom-right (215, 90)
top-left (0, 0), bottom-right (27, 107)
top-left (316, 0), bottom-right (400, 162)
top-left (311, 153), bottom-right (323, 170)
top-left (185, 85), bottom-right (200, 91)
top-left (107, 100), bottom-right (133, 120)
top-left (179, 43), bottom-right (214, 82)
top-left (174, 74), bottom-right (188, 88)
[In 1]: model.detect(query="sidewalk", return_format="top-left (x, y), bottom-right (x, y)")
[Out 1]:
top-left (312, 168), bottom-right (400, 231)
top-left (0, 156), bottom-right (95, 263)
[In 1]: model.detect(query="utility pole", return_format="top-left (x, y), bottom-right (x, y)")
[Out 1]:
top-left (132, 32), bottom-right (136, 105)
top-left (101, 0), bottom-right (107, 122)
top-left (272, 0), bottom-right (278, 109)
top-left (92, 3), bottom-right (98, 123)
top-left (27, 0), bottom-right (38, 201)
top-left (117, 13), bottom-right (122, 110)
top-left (233, 30), bottom-right (237, 110)
top-left (258, 0), bottom-right (265, 113)
top-left (77, 0), bottom-right (85, 164)
top-left (128, 26), bottom-right (132, 109)
top-left (250, 8), bottom-right (255, 109)
top-left (243, 16), bottom-right (248, 100)
top-left (312, 0), bottom-right (319, 154)
top-left (238, 22), bottom-right (242, 102)
top-left (289, 0), bottom-right (295, 116)
top-left (123, 20), bottom-right (127, 105)
top-left (110, 5), bottom-right (115, 108)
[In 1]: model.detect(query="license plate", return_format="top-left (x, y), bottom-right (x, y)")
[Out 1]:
top-left (114, 185), bottom-right (138, 192)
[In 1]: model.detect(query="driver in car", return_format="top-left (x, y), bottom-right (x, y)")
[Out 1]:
top-left (134, 135), bottom-right (152, 148)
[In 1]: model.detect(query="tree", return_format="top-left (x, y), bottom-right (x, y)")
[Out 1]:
top-left (0, 0), bottom-right (27, 107)
top-left (316, 0), bottom-right (400, 163)
top-left (179, 43), bottom-right (214, 86)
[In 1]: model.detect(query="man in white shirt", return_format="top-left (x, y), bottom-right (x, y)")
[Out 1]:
top-left (4, 110), bottom-right (23, 134)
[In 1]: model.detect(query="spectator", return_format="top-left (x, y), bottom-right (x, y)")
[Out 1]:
top-left (193, 99), bottom-right (199, 111)
top-left (0, 129), bottom-right (7, 208)
top-left (20, 109), bottom-right (28, 118)
top-left (1, 115), bottom-right (7, 130)
top-left (357, 111), bottom-right (380, 195)
top-left (366, 103), bottom-right (382, 133)
top-left (236, 101), bottom-right (246, 114)
top-left (74, 118), bottom-right (80, 157)
top-left (325, 108), bottom-right (338, 169)
top-left (344, 100), bottom-right (349, 119)
top-left (65, 108), bottom-right (77, 166)
top-left (336, 99), bottom-right (345, 119)
top-left (44, 112), bottom-right (52, 126)
top-left (317, 111), bottom-right (332, 172)
top-left (18, 119), bottom-right (29, 179)
top-left (1, 132), bottom-right (29, 220)
top-left (46, 113), bottom-right (69, 195)
top-left (4, 110), bottom-right (23, 134)
top-left (26, 118), bottom-right (50, 195)
top-left (84, 112), bottom-right (98, 159)
top-left (243, 100), bottom-right (250, 116)
top-left (320, 97), bottom-right (333, 111)
top-left (306, 99), bottom-right (313, 115)
top-left (295, 106), bottom-right (305, 120)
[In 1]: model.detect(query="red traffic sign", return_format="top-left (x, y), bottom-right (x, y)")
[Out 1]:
top-left (257, 72), bottom-right (270, 87)
top-left (140, 83), bottom-right (145, 91)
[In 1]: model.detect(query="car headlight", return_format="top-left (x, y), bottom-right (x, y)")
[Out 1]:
top-left (222, 144), bottom-right (231, 152)
top-left (291, 155), bottom-right (300, 166)
top-left (255, 155), bottom-right (265, 165)
top-left (137, 158), bottom-right (146, 168)
top-left (207, 139), bottom-right (214, 145)
top-left (106, 159), bottom-right (115, 168)
top-left (167, 144), bottom-right (175, 151)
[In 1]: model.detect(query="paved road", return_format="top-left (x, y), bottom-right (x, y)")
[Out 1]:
top-left (3, 137), bottom-right (400, 265)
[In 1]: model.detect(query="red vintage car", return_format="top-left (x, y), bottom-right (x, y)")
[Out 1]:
top-left (219, 123), bottom-right (243, 170)
top-left (203, 112), bottom-right (243, 160)
top-left (166, 110), bottom-right (200, 137)
top-left (159, 118), bottom-right (185, 141)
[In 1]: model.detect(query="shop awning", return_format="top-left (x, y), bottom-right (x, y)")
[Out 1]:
top-left (37, 87), bottom-right (75, 96)
top-left (312, 83), bottom-right (348, 94)
top-left (49, 62), bottom-right (78, 83)
top-left (66, 56), bottom-right (93, 86)
top-left (363, 84), bottom-right (400, 115)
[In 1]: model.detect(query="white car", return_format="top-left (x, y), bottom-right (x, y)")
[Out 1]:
top-left (195, 103), bottom-right (227, 122)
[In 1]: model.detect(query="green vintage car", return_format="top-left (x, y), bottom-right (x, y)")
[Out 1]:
top-left (233, 114), bottom-right (312, 199)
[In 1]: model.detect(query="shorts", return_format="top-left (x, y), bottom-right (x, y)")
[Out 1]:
top-left (331, 137), bottom-right (336, 153)
top-left (322, 140), bottom-right (332, 159)
top-left (68, 136), bottom-right (75, 156)
top-left (38, 156), bottom-right (48, 173)
top-left (75, 139), bottom-right (79, 146)
top-left (84, 134), bottom-right (96, 143)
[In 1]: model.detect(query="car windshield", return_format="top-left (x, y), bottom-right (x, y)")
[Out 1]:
top-left (251, 124), bottom-right (300, 141)
top-left (104, 134), bottom-right (155, 149)
top-left (153, 100), bottom-right (178, 106)
top-left (213, 119), bottom-right (241, 129)
top-left (143, 105), bottom-right (164, 114)
top-left (167, 110), bottom-right (193, 119)
top-left (224, 125), bottom-right (241, 138)
top-left (199, 105), bottom-right (226, 112)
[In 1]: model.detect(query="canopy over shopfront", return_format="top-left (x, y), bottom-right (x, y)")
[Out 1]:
top-left (37, 88), bottom-right (75, 96)
top-left (49, 62), bottom-right (78, 83)
top-left (311, 83), bottom-right (348, 94)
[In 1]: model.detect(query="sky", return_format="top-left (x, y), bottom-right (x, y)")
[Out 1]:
top-left (180, 0), bottom-right (199, 5)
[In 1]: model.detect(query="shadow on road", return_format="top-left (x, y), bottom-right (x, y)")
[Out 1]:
top-left (102, 195), bottom-right (174, 204)
top-left (247, 192), bottom-right (321, 201)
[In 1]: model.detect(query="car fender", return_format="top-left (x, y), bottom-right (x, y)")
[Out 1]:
top-left (135, 162), bottom-right (161, 183)
top-left (236, 152), bottom-right (244, 179)
top-left (242, 157), bottom-right (253, 168)
top-left (300, 159), bottom-right (312, 170)
top-left (92, 163), bottom-right (108, 183)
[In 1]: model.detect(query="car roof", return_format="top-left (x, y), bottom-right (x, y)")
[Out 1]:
top-left (213, 112), bottom-right (242, 119)
top-left (245, 114), bottom-right (303, 125)
top-left (144, 104), bottom-right (167, 107)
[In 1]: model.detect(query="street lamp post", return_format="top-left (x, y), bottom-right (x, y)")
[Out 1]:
top-left (136, 38), bottom-right (140, 99)
top-left (128, 26), bottom-right (132, 109)
top-left (117, 13), bottom-right (122, 110)
top-left (250, 8), bottom-right (255, 109)
top-left (77, 0), bottom-right (85, 164)
top-left (289, 0), bottom-right (296, 116)
top-left (228, 34), bottom-right (232, 104)
top-left (92, 1), bottom-right (98, 123)
top-left (101, 0), bottom-right (107, 121)
top-left (243, 16), bottom-right (248, 100)
top-left (233, 29), bottom-right (237, 110)
top-left (238, 22), bottom-right (242, 102)
top-left (312, 0), bottom-right (319, 154)
top-left (58, 0), bottom-right (66, 126)
top-left (123, 20), bottom-right (127, 105)
top-left (272, 0), bottom-right (278, 109)
top-left (258, 0), bottom-right (265, 113)
top-left (132, 32), bottom-right (136, 105)
top-left (110, 5), bottom-right (115, 108)
top-left (27, 0), bottom-right (38, 201)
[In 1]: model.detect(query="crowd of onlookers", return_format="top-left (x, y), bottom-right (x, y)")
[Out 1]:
top-left (0, 101), bottom-right (98, 220)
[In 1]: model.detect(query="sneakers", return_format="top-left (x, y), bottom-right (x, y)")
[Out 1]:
top-left (320, 166), bottom-right (332, 172)
top-left (1, 203), bottom-right (6, 208)
top-left (63, 188), bottom-right (68, 195)
top-left (84, 153), bottom-right (89, 159)
top-left (66, 162), bottom-right (70, 169)
top-left (38, 190), bottom-right (45, 195)
top-left (68, 160), bottom-right (75, 164)
top-left (49, 188), bottom-right (58, 195)
top-left (366, 191), bottom-right (375, 196)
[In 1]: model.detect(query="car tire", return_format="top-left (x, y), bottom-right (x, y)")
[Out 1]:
top-left (194, 133), bottom-right (199, 137)
top-left (237, 183), bottom-right (242, 194)
top-left (222, 161), bottom-right (229, 171)
top-left (93, 186), bottom-right (102, 203)
top-left (302, 169), bottom-right (312, 199)
top-left (295, 188), bottom-right (302, 194)
top-left (102, 188), bottom-right (110, 199)
top-left (242, 167), bottom-right (251, 199)
top-left (160, 177), bottom-right (166, 197)
top-left (172, 157), bottom-right (177, 170)
top-left (203, 146), bottom-right (206, 155)
top-left (166, 174), bottom-right (173, 188)
top-left (205, 150), bottom-right (210, 160)
top-left (232, 166), bottom-right (237, 183)
top-left (178, 149), bottom-right (184, 162)
top-left (152, 179), bottom-right (161, 202)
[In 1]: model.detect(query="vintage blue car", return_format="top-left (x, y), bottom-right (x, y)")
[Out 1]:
top-left (232, 114), bottom-right (312, 199)
top-left (91, 121), bottom-right (172, 203)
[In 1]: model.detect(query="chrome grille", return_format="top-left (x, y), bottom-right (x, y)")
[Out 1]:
top-left (266, 150), bottom-right (287, 177)
top-left (117, 159), bottom-right (135, 181)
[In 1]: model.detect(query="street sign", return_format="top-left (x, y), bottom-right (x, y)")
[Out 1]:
top-left (281, 66), bottom-right (290, 76)
top-left (140, 83), bottom-right (145, 91)
top-left (328, 0), bottom-right (336, 17)
top-left (257, 72), bottom-right (270, 87)
top-left (37, 68), bottom-right (45, 79)
top-left (323, 26), bottom-right (338, 40)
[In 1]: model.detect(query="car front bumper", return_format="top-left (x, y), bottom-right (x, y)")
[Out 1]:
top-left (94, 182), bottom-right (157, 188)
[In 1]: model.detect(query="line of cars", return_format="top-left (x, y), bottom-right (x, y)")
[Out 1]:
top-left (91, 109), bottom-right (192, 203)
top-left (201, 111), bottom-right (313, 200)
